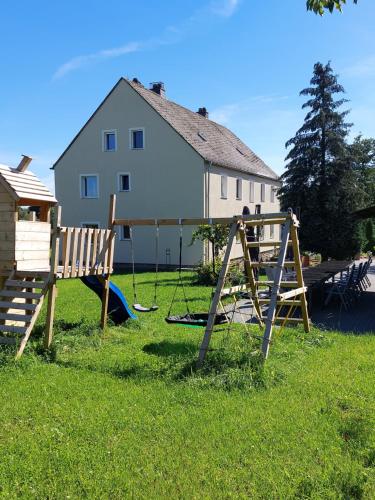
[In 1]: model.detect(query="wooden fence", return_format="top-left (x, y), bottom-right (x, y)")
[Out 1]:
top-left (58, 227), bottom-right (115, 279)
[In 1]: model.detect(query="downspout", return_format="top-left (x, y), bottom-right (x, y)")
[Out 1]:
top-left (204, 161), bottom-right (212, 263)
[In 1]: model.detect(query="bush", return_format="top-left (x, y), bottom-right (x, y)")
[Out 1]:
top-left (194, 259), bottom-right (223, 286)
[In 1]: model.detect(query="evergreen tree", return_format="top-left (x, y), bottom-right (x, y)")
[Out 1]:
top-left (279, 62), bottom-right (361, 260)
top-left (348, 135), bottom-right (375, 207)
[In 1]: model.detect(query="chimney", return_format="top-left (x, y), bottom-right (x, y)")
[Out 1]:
top-left (197, 107), bottom-right (209, 119)
top-left (17, 155), bottom-right (32, 172)
top-left (150, 82), bottom-right (166, 98)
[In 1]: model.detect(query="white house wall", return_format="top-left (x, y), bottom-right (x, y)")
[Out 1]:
top-left (55, 79), bottom-right (205, 266)
top-left (207, 165), bottom-right (281, 260)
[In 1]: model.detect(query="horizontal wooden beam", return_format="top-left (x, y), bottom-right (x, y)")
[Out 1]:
top-left (259, 299), bottom-right (302, 306)
top-left (261, 316), bottom-right (306, 324)
top-left (221, 284), bottom-right (250, 297)
top-left (277, 287), bottom-right (307, 301)
top-left (247, 241), bottom-right (293, 248)
top-left (256, 281), bottom-right (299, 288)
top-left (251, 262), bottom-right (296, 268)
top-left (113, 212), bottom-right (291, 227)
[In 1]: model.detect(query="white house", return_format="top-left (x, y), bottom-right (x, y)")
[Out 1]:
top-left (53, 78), bottom-right (281, 266)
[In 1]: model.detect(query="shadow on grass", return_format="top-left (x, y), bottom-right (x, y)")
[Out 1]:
top-left (143, 340), bottom-right (196, 357)
top-left (30, 319), bottom-right (87, 340)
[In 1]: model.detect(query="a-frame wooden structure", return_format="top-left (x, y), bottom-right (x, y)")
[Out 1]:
top-left (197, 210), bottom-right (310, 366)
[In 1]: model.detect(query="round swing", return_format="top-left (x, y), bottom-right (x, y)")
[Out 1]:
top-left (165, 222), bottom-right (228, 327)
top-left (130, 223), bottom-right (159, 313)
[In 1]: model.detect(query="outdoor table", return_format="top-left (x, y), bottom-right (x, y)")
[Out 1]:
top-left (302, 260), bottom-right (353, 310)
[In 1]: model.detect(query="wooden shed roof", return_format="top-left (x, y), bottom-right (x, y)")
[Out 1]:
top-left (0, 163), bottom-right (57, 204)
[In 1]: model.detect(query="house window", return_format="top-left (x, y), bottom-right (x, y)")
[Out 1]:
top-left (221, 175), bottom-right (228, 199)
top-left (255, 204), bottom-right (261, 215)
top-left (81, 222), bottom-right (100, 229)
top-left (236, 178), bottom-right (242, 200)
top-left (102, 130), bottom-right (117, 151)
top-left (270, 224), bottom-right (275, 239)
top-left (118, 173), bottom-right (131, 192)
top-left (121, 225), bottom-right (131, 240)
top-left (271, 186), bottom-right (276, 203)
top-left (249, 181), bottom-right (254, 203)
top-left (80, 175), bottom-right (99, 199)
top-left (130, 128), bottom-right (144, 149)
top-left (261, 183), bottom-right (265, 202)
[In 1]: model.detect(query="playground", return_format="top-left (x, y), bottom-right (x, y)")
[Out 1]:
top-left (0, 162), bottom-right (375, 497)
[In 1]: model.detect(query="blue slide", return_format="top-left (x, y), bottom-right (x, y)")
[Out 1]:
top-left (80, 276), bottom-right (137, 324)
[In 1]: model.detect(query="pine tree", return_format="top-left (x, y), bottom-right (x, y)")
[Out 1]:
top-left (279, 62), bottom-right (361, 260)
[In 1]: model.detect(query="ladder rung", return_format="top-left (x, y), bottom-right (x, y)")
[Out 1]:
top-left (0, 313), bottom-right (32, 322)
top-left (251, 262), bottom-right (296, 268)
top-left (262, 316), bottom-right (305, 324)
top-left (256, 281), bottom-right (299, 288)
top-left (0, 301), bottom-right (37, 311)
top-left (221, 284), bottom-right (250, 297)
top-left (244, 218), bottom-right (287, 226)
top-left (259, 300), bottom-right (302, 306)
top-left (0, 324), bottom-right (27, 335)
top-left (0, 336), bottom-right (17, 345)
top-left (0, 290), bottom-right (43, 300)
top-left (278, 287), bottom-right (307, 300)
top-left (5, 280), bottom-right (46, 290)
top-left (246, 241), bottom-right (293, 248)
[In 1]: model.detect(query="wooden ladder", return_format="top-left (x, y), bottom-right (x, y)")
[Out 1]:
top-left (197, 212), bottom-right (310, 366)
top-left (0, 270), bottom-right (50, 358)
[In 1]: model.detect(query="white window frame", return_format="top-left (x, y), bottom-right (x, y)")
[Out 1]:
top-left (261, 183), bottom-right (265, 203)
top-left (249, 181), bottom-right (254, 203)
top-left (236, 178), bottom-right (242, 200)
top-left (102, 129), bottom-right (117, 152)
top-left (129, 127), bottom-right (145, 150)
top-left (120, 225), bottom-right (131, 241)
top-left (81, 222), bottom-right (100, 229)
top-left (220, 175), bottom-right (228, 199)
top-left (117, 172), bottom-right (131, 192)
top-left (80, 174), bottom-right (99, 199)
top-left (270, 224), bottom-right (275, 239)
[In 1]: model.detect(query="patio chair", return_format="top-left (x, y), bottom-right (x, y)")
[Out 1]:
top-left (324, 265), bottom-right (356, 310)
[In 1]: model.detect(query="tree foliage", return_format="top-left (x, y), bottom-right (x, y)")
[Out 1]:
top-left (307, 0), bottom-right (358, 15)
top-left (191, 224), bottom-right (230, 259)
top-left (279, 62), bottom-right (362, 260)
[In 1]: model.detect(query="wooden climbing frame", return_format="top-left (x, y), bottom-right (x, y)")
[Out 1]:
top-left (197, 210), bottom-right (310, 366)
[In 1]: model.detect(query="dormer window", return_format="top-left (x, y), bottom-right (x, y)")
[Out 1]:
top-left (102, 130), bottom-right (117, 152)
top-left (130, 128), bottom-right (144, 149)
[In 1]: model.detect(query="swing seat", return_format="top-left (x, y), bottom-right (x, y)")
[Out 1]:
top-left (133, 304), bottom-right (159, 313)
top-left (165, 312), bottom-right (228, 327)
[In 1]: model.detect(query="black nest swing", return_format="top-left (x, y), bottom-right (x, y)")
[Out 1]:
top-left (165, 224), bottom-right (228, 327)
top-left (165, 312), bottom-right (228, 327)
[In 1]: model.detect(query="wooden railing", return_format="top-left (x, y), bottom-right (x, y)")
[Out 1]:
top-left (58, 227), bottom-right (115, 279)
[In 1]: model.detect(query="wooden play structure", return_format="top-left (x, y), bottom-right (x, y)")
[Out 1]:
top-left (114, 210), bottom-right (310, 366)
top-left (0, 158), bottom-right (116, 357)
top-left (0, 158), bottom-right (309, 363)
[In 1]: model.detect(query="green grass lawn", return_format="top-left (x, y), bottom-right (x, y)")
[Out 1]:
top-left (0, 271), bottom-right (375, 498)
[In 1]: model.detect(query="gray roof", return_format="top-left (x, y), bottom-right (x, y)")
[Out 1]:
top-left (54, 78), bottom-right (279, 181)
top-left (127, 79), bottom-right (279, 180)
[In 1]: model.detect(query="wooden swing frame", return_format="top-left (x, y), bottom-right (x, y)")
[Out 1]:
top-left (113, 209), bottom-right (310, 366)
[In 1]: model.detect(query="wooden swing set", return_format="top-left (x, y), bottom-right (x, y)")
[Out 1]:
top-left (114, 207), bottom-right (310, 366)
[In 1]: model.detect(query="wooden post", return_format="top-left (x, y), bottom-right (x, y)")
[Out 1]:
top-left (197, 221), bottom-right (238, 367)
top-left (290, 222), bottom-right (310, 333)
top-left (261, 218), bottom-right (291, 359)
top-left (100, 195), bottom-right (116, 329)
top-left (44, 206), bottom-right (61, 349)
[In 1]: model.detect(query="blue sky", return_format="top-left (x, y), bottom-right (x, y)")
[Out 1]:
top-left (1, 0), bottom-right (374, 191)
